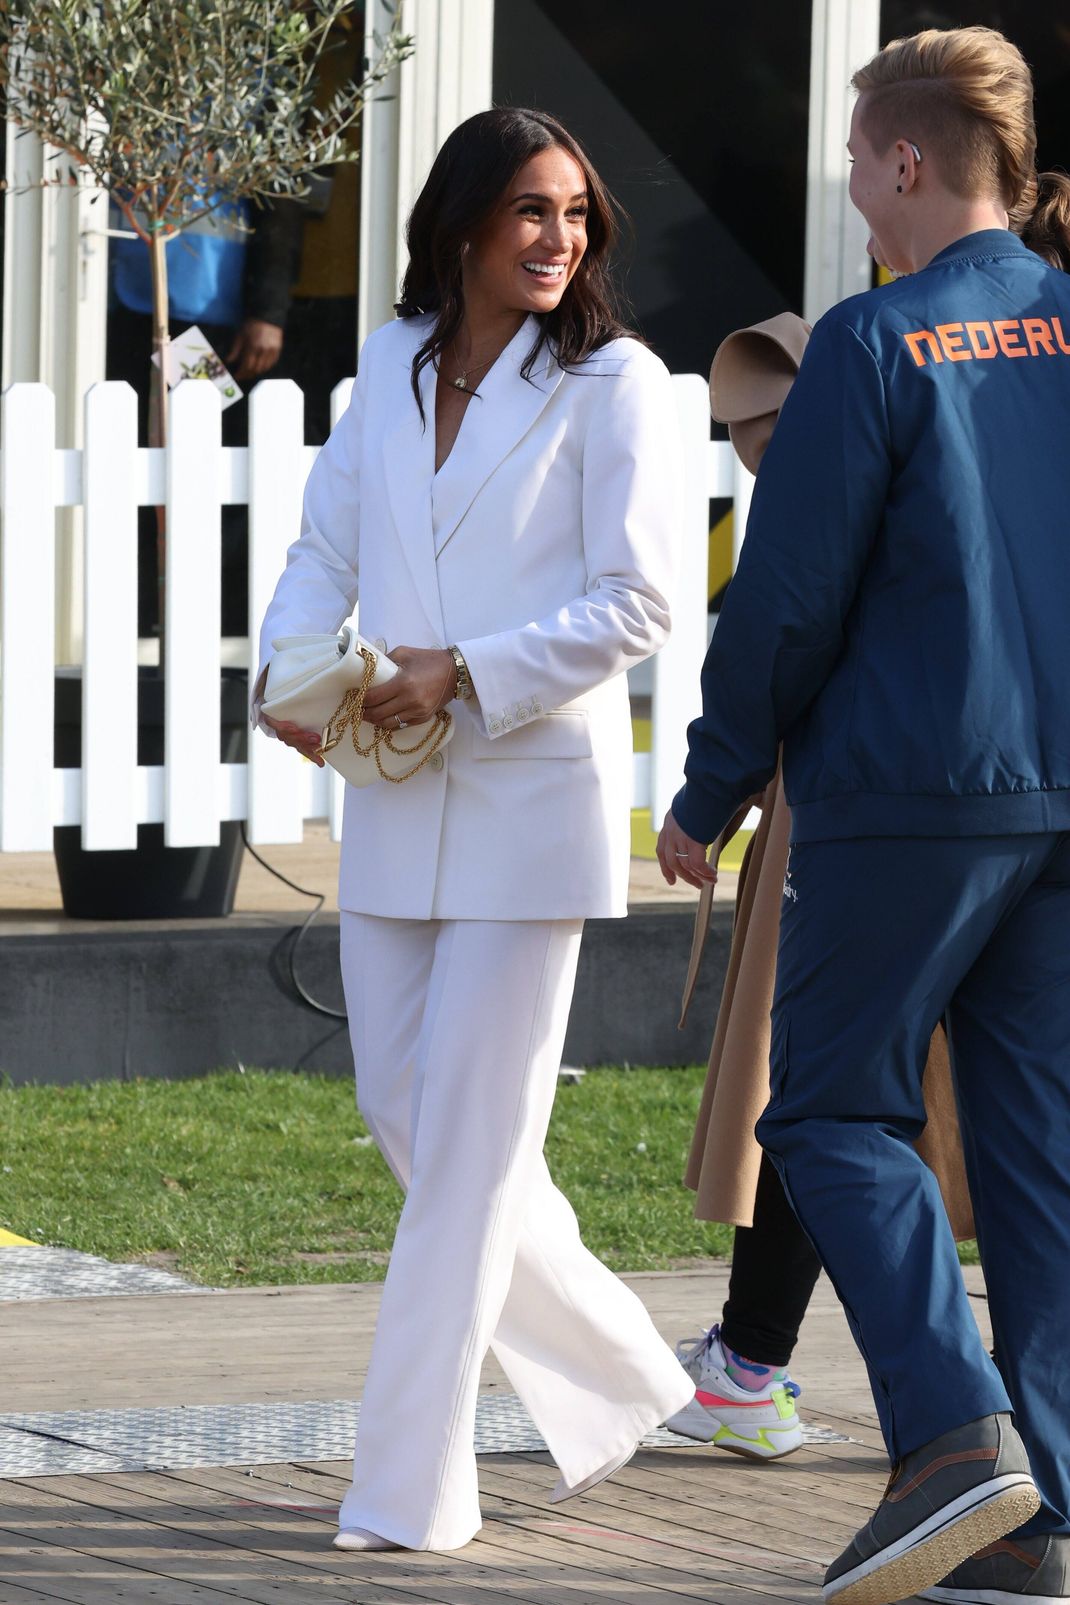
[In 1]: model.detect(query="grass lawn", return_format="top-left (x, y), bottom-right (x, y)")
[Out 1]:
top-left (0, 1066), bottom-right (738, 1286)
top-left (0, 1066), bottom-right (980, 1286)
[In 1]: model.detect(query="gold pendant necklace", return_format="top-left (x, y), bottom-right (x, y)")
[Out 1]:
top-left (448, 350), bottom-right (496, 394)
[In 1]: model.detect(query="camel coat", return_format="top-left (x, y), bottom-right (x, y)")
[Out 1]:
top-left (680, 765), bottom-right (976, 1241)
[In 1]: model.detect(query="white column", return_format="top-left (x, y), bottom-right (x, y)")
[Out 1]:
top-left (0, 384), bottom-right (56, 850)
top-left (358, 1), bottom-right (403, 344)
top-left (3, 118), bottom-right (109, 663)
top-left (359, 0), bottom-right (495, 345)
top-left (649, 375), bottom-right (710, 825)
top-left (803, 0), bottom-right (881, 324)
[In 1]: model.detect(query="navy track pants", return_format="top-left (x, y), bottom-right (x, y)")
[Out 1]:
top-left (757, 832), bottom-right (1070, 1536)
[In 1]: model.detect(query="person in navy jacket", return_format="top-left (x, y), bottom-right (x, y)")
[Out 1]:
top-left (660, 26), bottom-right (1070, 1605)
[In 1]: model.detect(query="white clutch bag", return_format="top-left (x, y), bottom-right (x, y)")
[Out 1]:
top-left (262, 626), bottom-right (453, 788)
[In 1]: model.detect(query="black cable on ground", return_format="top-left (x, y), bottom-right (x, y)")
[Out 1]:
top-left (239, 823), bottom-right (348, 1020)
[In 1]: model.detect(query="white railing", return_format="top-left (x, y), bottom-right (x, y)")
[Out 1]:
top-left (0, 375), bottom-right (749, 852)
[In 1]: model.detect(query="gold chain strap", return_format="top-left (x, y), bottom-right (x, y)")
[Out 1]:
top-left (317, 647), bottom-right (452, 785)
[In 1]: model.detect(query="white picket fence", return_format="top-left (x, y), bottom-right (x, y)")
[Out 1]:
top-left (0, 374), bottom-right (748, 853)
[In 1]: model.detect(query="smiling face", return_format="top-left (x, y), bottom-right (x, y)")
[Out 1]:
top-left (848, 98), bottom-right (913, 274)
top-left (463, 145), bottom-right (589, 319)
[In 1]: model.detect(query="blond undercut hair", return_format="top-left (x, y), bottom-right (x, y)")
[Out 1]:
top-left (852, 26), bottom-right (1070, 271)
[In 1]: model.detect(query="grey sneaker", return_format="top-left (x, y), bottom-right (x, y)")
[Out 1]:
top-left (920, 1534), bottom-right (1070, 1602)
top-left (823, 1412), bottom-right (1040, 1605)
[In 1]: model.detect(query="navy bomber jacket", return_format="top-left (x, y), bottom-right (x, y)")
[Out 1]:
top-left (673, 229), bottom-right (1070, 847)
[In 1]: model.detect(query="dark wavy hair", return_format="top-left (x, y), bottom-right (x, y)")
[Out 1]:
top-left (395, 107), bottom-right (634, 416)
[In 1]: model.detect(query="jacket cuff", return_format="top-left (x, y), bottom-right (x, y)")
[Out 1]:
top-left (671, 781), bottom-right (734, 849)
top-left (242, 299), bottom-right (289, 331)
top-left (454, 636), bottom-right (547, 738)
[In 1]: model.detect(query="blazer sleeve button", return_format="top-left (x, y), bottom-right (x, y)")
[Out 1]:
top-left (489, 720), bottom-right (502, 734)
top-left (502, 716), bottom-right (514, 729)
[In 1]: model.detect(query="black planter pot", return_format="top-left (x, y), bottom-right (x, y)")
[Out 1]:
top-left (53, 666), bottom-right (249, 920)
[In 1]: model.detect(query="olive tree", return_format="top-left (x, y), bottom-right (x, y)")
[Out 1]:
top-left (0, 1), bottom-right (412, 442)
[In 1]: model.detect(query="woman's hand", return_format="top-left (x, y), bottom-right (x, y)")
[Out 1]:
top-left (260, 713), bottom-right (326, 767)
top-left (362, 647), bottom-right (457, 729)
top-left (656, 810), bottom-right (718, 889)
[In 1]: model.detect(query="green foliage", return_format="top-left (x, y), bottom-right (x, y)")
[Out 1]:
top-left (0, 1), bottom-right (413, 237)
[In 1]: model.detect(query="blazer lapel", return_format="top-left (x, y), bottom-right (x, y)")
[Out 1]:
top-left (432, 316), bottom-right (566, 559)
top-left (381, 327), bottom-right (446, 641)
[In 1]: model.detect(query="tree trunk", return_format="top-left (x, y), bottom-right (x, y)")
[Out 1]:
top-left (148, 228), bottom-right (170, 670)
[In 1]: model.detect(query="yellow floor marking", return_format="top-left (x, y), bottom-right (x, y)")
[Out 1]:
top-left (0, 1228), bottom-right (39, 1247)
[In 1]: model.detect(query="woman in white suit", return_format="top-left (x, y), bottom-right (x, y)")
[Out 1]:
top-left (255, 107), bottom-right (693, 1554)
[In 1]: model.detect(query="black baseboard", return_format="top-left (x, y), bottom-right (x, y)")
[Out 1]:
top-left (5, 906), bottom-right (733, 1086)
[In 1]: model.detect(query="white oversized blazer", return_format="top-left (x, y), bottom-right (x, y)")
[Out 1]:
top-left (258, 312), bottom-right (681, 921)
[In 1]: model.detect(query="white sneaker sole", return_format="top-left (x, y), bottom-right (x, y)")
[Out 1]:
top-left (823, 1476), bottom-right (1042, 1605)
top-left (922, 1587), bottom-right (1069, 1605)
top-left (666, 1397), bottom-right (804, 1460)
top-left (714, 1419), bottom-right (805, 1461)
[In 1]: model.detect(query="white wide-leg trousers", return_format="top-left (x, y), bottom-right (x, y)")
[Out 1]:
top-left (336, 913), bottom-right (693, 1551)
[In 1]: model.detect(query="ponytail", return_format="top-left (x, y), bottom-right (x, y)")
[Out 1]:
top-left (1017, 170), bottom-right (1070, 272)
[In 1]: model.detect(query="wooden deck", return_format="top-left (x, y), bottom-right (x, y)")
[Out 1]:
top-left (1, 1265), bottom-right (991, 1604)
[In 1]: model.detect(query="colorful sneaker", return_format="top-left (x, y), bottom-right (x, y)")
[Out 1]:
top-left (663, 1324), bottom-right (804, 1460)
top-left (920, 1534), bottom-right (1070, 1603)
top-left (823, 1412), bottom-right (1040, 1605)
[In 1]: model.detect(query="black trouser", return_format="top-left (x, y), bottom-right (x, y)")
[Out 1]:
top-left (719, 1150), bottom-right (822, 1368)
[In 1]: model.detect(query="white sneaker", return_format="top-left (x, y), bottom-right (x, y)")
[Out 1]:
top-left (664, 1323), bottom-right (804, 1460)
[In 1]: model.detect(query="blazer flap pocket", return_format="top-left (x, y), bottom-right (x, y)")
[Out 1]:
top-left (472, 710), bottom-right (592, 761)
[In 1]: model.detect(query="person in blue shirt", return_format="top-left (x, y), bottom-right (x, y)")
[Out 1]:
top-left (107, 198), bottom-right (303, 637)
top-left (659, 26), bottom-right (1070, 1605)
top-left (110, 197), bottom-right (304, 386)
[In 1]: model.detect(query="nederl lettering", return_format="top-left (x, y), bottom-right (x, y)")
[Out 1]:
top-left (904, 315), bottom-right (1070, 366)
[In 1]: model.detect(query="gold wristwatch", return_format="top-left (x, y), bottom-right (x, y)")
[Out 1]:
top-left (447, 644), bottom-right (473, 701)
